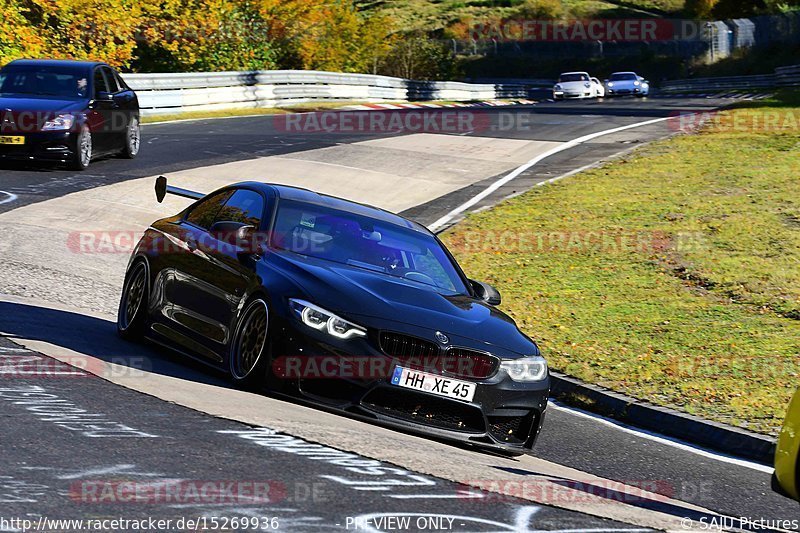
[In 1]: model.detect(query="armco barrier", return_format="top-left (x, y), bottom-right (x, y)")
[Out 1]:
top-left (659, 74), bottom-right (777, 93)
top-left (659, 63), bottom-right (800, 94)
top-left (776, 65), bottom-right (800, 86)
top-left (119, 70), bottom-right (527, 116)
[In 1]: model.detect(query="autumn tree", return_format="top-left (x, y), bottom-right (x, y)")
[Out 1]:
top-left (32, 0), bottom-right (143, 67)
top-left (296, 1), bottom-right (395, 72)
top-left (684, 0), bottom-right (719, 18)
top-left (135, 0), bottom-right (278, 72)
top-left (0, 0), bottom-right (46, 64)
top-left (378, 33), bottom-right (457, 80)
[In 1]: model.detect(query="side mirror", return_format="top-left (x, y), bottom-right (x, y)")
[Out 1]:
top-left (210, 221), bottom-right (260, 254)
top-left (236, 225), bottom-right (263, 257)
top-left (470, 279), bottom-right (501, 306)
top-left (95, 91), bottom-right (114, 101)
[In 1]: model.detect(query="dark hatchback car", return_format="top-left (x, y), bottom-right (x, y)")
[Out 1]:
top-left (118, 178), bottom-right (550, 455)
top-left (0, 59), bottom-right (140, 169)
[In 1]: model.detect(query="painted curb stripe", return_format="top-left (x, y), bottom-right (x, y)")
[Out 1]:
top-left (428, 116), bottom-right (671, 232)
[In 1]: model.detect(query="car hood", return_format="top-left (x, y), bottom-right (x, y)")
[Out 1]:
top-left (0, 96), bottom-right (85, 113)
top-left (607, 80), bottom-right (642, 88)
top-left (556, 81), bottom-right (589, 90)
top-left (268, 251), bottom-right (539, 356)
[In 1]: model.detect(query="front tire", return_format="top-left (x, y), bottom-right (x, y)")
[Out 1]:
top-left (230, 297), bottom-right (271, 388)
top-left (68, 125), bottom-right (92, 170)
top-left (120, 117), bottom-right (140, 159)
top-left (117, 261), bottom-right (148, 340)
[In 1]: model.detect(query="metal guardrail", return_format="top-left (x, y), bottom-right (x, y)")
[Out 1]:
top-left (119, 70), bottom-right (529, 116)
top-left (660, 74), bottom-right (777, 92)
top-left (659, 64), bottom-right (800, 93)
top-left (776, 65), bottom-right (800, 86)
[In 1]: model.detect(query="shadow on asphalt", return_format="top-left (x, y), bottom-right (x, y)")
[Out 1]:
top-left (0, 300), bottom-right (525, 462)
top-left (546, 478), bottom-right (766, 531)
top-left (0, 302), bottom-right (788, 523)
top-left (488, 465), bottom-right (771, 529)
top-left (0, 300), bottom-right (230, 386)
top-left (530, 100), bottom-right (672, 118)
top-left (0, 159), bottom-right (59, 172)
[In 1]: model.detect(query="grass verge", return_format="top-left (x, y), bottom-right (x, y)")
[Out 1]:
top-left (442, 91), bottom-right (800, 435)
top-left (141, 107), bottom-right (290, 124)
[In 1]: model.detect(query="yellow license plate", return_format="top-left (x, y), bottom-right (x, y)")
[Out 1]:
top-left (0, 136), bottom-right (24, 145)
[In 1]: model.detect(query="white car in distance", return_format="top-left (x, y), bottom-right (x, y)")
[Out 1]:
top-left (590, 77), bottom-right (605, 98)
top-left (553, 72), bottom-right (603, 100)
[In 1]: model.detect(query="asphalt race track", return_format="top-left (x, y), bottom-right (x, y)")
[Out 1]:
top-left (1, 97), bottom-right (798, 532)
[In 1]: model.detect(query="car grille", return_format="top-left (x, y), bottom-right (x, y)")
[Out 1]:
top-left (488, 413), bottom-right (536, 444)
top-left (379, 332), bottom-right (498, 380)
top-left (362, 387), bottom-right (485, 433)
top-left (380, 331), bottom-right (439, 359)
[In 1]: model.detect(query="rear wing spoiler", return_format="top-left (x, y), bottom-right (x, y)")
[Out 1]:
top-left (155, 176), bottom-right (204, 203)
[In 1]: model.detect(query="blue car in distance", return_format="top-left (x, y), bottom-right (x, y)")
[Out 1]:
top-left (604, 72), bottom-right (650, 97)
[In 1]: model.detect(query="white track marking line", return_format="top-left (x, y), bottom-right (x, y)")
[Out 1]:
top-left (387, 493), bottom-right (484, 499)
top-left (0, 191), bottom-right (18, 205)
top-left (428, 117), bottom-right (670, 232)
top-left (549, 400), bottom-right (774, 474)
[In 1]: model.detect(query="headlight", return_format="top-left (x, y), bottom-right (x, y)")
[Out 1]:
top-left (584, 82), bottom-right (591, 88)
top-left (633, 81), bottom-right (640, 86)
top-left (41, 114), bottom-right (75, 131)
top-left (288, 299), bottom-right (366, 340)
top-left (501, 355), bottom-right (548, 382)
top-left (554, 85), bottom-right (562, 91)
top-left (607, 82), bottom-right (614, 87)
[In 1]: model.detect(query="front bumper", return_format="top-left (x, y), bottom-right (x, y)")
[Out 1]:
top-left (271, 319), bottom-right (550, 454)
top-left (0, 131), bottom-right (77, 163)
top-left (554, 91), bottom-right (591, 99)
top-left (606, 87), bottom-right (647, 96)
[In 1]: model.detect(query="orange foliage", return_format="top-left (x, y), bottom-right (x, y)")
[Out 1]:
top-left (0, 0), bottom-right (396, 73)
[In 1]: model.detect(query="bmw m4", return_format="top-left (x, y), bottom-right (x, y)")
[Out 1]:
top-left (118, 177), bottom-right (549, 455)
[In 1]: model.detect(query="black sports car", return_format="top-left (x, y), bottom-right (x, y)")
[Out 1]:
top-left (118, 177), bottom-right (549, 455)
top-left (0, 59), bottom-right (140, 169)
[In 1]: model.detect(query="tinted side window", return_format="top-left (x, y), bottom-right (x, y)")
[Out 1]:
top-left (93, 68), bottom-right (109, 97)
top-left (103, 67), bottom-right (119, 93)
top-left (114, 71), bottom-right (129, 91)
top-left (216, 190), bottom-right (264, 228)
top-left (185, 191), bottom-right (233, 230)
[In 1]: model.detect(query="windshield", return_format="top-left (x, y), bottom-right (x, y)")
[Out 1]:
top-left (559, 73), bottom-right (589, 82)
top-left (272, 200), bottom-right (468, 294)
top-left (609, 73), bottom-right (637, 81)
top-left (0, 66), bottom-right (89, 98)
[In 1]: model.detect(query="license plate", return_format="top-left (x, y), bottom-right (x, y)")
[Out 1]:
top-left (391, 366), bottom-right (476, 402)
top-left (0, 136), bottom-right (24, 145)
